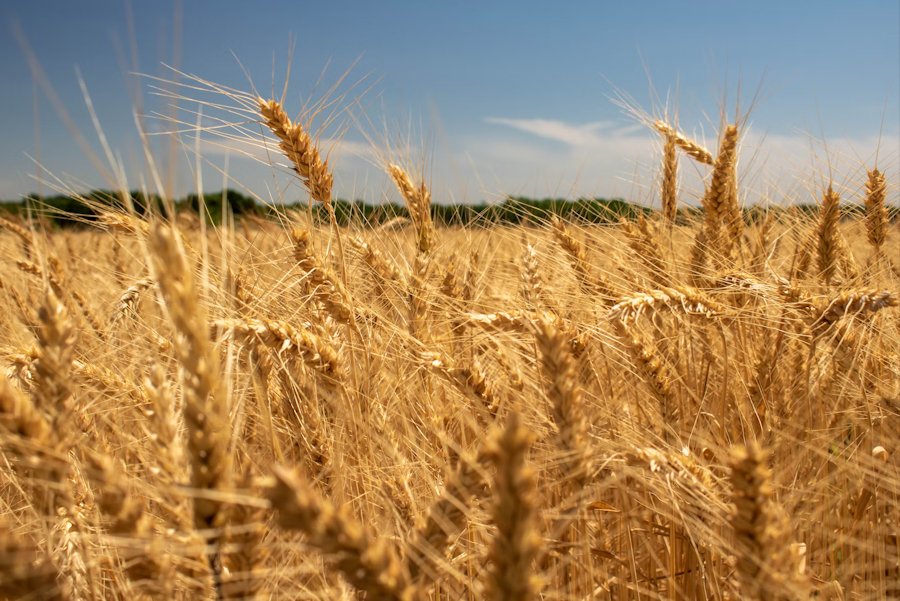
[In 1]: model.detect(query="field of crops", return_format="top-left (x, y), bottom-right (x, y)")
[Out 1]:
top-left (0, 95), bottom-right (898, 600)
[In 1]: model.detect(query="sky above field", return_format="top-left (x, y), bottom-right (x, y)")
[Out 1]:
top-left (1, 1), bottom-right (898, 206)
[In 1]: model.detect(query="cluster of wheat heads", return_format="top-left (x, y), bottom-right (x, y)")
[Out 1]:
top-left (0, 98), bottom-right (898, 600)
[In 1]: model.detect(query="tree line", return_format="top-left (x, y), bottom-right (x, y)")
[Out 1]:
top-left (1, 189), bottom-right (894, 228)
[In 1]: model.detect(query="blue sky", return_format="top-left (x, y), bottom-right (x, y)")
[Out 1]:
top-left (1, 1), bottom-right (898, 205)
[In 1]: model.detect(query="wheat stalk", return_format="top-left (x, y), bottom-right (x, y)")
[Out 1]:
top-left (700, 124), bottom-right (739, 255)
top-left (388, 163), bottom-right (435, 256)
top-left (258, 98), bottom-right (333, 207)
top-left (485, 414), bottom-right (541, 601)
top-left (267, 466), bottom-right (421, 601)
top-left (215, 317), bottom-right (344, 380)
top-left (661, 131), bottom-right (679, 222)
top-left (550, 216), bottom-right (616, 302)
top-left (864, 168), bottom-right (888, 254)
top-left (148, 224), bottom-right (231, 587)
top-left (653, 120), bottom-right (715, 165)
top-left (817, 185), bottom-right (842, 286)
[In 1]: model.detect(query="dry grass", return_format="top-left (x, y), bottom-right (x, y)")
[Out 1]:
top-left (0, 90), bottom-right (898, 601)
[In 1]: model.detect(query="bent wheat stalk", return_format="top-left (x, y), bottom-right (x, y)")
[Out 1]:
top-left (257, 98), bottom-right (333, 207)
top-left (267, 466), bottom-right (421, 601)
top-left (653, 120), bottom-right (714, 166)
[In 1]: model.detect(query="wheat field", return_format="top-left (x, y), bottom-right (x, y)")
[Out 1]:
top-left (0, 93), bottom-right (898, 601)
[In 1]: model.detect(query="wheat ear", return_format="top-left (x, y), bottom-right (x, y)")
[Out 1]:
top-left (809, 289), bottom-right (898, 336)
top-left (610, 284), bottom-right (722, 324)
top-left (267, 466), bottom-right (421, 601)
top-left (0, 371), bottom-right (72, 525)
top-left (700, 124), bottom-right (739, 254)
top-left (520, 242), bottom-right (545, 309)
top-left (0, 371), bottom-right (51, 442)
top-left (388, 163), bottom-right (435, 256)
top-left (86, 451), bottom-right (173, 595)
top-left (485, 413), bottom-right (541, 601)
top-left (550, 216), bottom-right (615, 302)
top-left (0, 215), bottom-right (35, 258)
top-left (730, 443), bottom-right (799, 600)
top-left (110, 276), bottom-right (154, 327)
top-left (653, 120), bottom-right (715, 165)
top-left (141, 364), bottom-right (187, 491)
top-left (291, 228), bottom-right (355, 324)
top-left (32, 290), bottom-right (99, 598)
top-left (531, 314), bottom-right (590, 486)
top-left (259, 98), bottom-right (351, 286)
top-left (817, 185), bottom-right (842, 286)
top-left (661, 131), bottom-right (679, 221)
top-left (215, 317), bottom-right (344, 381)
top-left (148, 224), bottom-right (231, 583)
top-left (612, 317), bottom-right (677, 428)
top-left (32, 291), bottom-right (78, 444)
top-left (864, 168), bottom-right (887, 255)
top-left (221, 471), bottom-right (268, 600)
top-left (349, 235), bottom-right (407, 299)
top-left (621, 215), bottom-right (670, 287)
top-left (258, 98), bottom-right (333, 207)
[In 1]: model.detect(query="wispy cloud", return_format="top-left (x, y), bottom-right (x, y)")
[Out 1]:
top-left (448, 115), bottom-right (900, 205)
top-left (484, 117), bottom-right (624, 148)
top-left (455, 115), bottom-right (659, 201)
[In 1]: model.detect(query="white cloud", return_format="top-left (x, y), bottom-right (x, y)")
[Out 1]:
top-left (451, 116), bottom-right (659, 202)
top-left (457, 116), bottom-right (900, 206)
top-left (731, 130), bottom-right (900, 204)
top-left (23, 115), bottom-right (886, 207)
top-left (484, 117), bottom-right (619, 148)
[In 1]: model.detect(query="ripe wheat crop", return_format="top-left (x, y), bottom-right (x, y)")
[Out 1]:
top-left (0, 84), bottom-right (898, 601)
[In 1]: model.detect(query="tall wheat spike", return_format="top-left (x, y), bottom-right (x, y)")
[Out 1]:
top-left (817, 185), bottom-right (841, 286)
top-left (550, 216), bottom-right (616, 302)
top-left (730, 443), bottom-right (803, 600)
top-left (148, 224), bottom-right (232, 588)
top-left (864, 168), bottom-right (887, 254)
top-left (388, 163), bottom-right (435, 256)
top-left (661, 131), bottom-right (679, 222)
top-left (531, 314), bottom-right (590, 486)
top-left (258, 98), bottom-right (333, 207)
top-left (700, 124), bottom-right (739, 255)
top-left (485, 414), bottom-right (541, 601)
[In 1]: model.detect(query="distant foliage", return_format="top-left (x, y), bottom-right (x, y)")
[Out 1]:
top-left (7, 191), bottom-right (892, 229)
